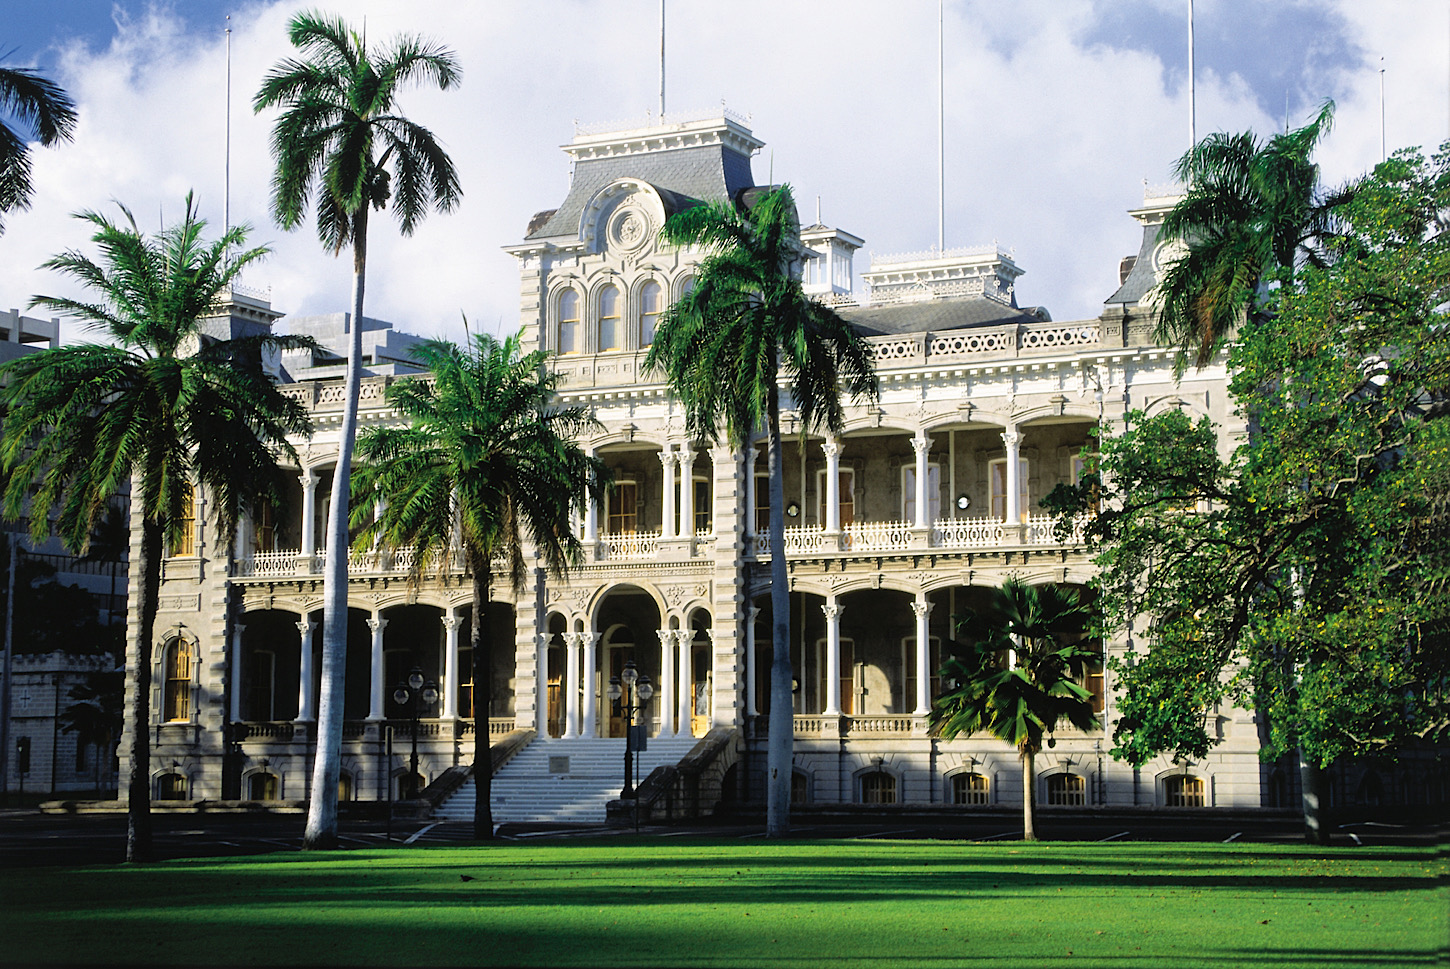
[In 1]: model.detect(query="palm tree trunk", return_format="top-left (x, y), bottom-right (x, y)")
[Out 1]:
top-left (764, 367), bottom-right (794, 839)
top-left (470, 548), bottom-right (495, 840)
top-left (1021, 746), bottom-right (1037, 842)
top-left (304, 219), bottom-right (368, 850)
top-left (125, 518), bottom-right (162, 863)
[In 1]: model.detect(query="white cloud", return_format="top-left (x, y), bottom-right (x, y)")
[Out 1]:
top-left (3, 0), bottom-right (1442, 346)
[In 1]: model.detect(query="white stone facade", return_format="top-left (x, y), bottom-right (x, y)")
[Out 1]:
top-left (124, 116), bottom-right (1299, 813)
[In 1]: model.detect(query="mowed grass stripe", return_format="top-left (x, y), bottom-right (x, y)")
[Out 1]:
top-left (1, 840), bottom-right (1442, 967)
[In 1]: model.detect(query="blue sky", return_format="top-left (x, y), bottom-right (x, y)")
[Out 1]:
top-left (2, 1), bottom-right (1444, 342)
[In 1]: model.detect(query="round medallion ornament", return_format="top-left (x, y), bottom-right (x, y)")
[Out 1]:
top-left (609, 206), bottom-right (652, 253)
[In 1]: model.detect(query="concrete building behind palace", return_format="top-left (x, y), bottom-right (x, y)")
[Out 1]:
top-left (123, 113), bottom-right (1424, 818)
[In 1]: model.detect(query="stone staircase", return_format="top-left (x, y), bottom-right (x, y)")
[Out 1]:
top-left (434, 736), bottom-right (701, 824)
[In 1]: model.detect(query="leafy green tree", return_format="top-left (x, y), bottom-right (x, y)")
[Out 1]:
top-left (644, 184), bottom-right (878, 837)
top-left (929, 579), bottom-right (1099, 841)
top-left (254, 12), bottom-right (461, 850)
top-left (0, 196), bottom-right (311, 861)
top-left (352, 330), bottom-right (605, 839)
top-left (10, 557), bottom-right (113, 656)
top-left (1154, 102), bottom-right (1344, 371)
top-left (0, 60), bottom-right (76, 234)
top-left (1049, 145), bottom-right (1450, 841)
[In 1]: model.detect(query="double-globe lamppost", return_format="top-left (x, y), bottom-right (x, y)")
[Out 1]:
top-left (393, 666), bottom-right (438, 799)
top-left (607, 659), bottom-right (653, 799)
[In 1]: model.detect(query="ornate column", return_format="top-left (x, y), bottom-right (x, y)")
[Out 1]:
top-left (823, 600), bottom-right (843, 716)
top-left (229, 621), bottom-right (246, 722)
top-left (441, 613), bottom-right (462, 719)
top-left (580, 631), bottom-right (600, 738)
top-left (912, 596), bottom-right (933, 716)
top-left (366, 614), bottom-right (387, 720)
top-left (745, 605), bottom-right (760, 717)
top-left (299, 470), bottom-right (319, 557)
top-left (675, 629), bottom-right (694, 738)
top-left (661, 443), bottom-right (675, 536)
top-left (562, 632), bottom-right (582, 739)
top-left (534, 633), bottom-right (551, 736)
top-left (745, 444), bottom-right (761, 539)
top-left (656, 629), bottom-right (676, 738)
top-left (1003, 426), bottom-right (1021, 524)
top-left (822, 439), bottom-right (841, 534)
top-left (295, 618), bottom-right (317, 722)
top-left (911, 431), bottom-right (934, 528)
top-left (678, 446), bottom-right (697, 536)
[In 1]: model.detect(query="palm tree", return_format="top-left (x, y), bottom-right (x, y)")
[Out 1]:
top-left (254, 12), bottom-right (461, 850)
top-left (352, 330), bottom-right (605, 839)
top-left (0, 60), bottom-right (77, 234)
top-left (929, 579), bottom-right (1099, 841)
top-left (1154, 102), bottom-right (1343, 370)
top-left (59, 667), bottom-right (124, 795)
top-left (0, 195), bottom-right (312, 861)
top-left (643, 184), bottom-right (878, 838)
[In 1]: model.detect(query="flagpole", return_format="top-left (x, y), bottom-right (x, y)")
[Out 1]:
top-left (225, 14), bottom-right (232, 242)
top-left (659, 0), bottom-right (666, 121)
top-left (937, 0), bottom-right (944, 251)
top-left (1188, 0), bottom-right (1195, 152)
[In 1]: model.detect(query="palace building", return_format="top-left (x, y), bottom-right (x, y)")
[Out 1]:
top-left (123, 113), bottom-right (1403, 821)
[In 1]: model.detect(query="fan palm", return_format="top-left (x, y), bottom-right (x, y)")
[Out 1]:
top-left (643, 184), bottom-right (879, 838)
top-left (930, 579), bottom-right (1099, 841)
top-left (1154, 102), bottom-right (1343, 371)
top-left (254, 11), bottom-right (461, 849)
top-left (352, 329), bottom-right (605, 839)
top-left (0, 60), bottom-right (77, 234)
top-left (0, 195), bottom-right (312, 861)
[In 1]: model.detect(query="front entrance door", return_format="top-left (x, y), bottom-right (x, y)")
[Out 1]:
top-left (546, 644), bottom-right (563, 738)
top-left (607, 646), bottom-right (636, 738)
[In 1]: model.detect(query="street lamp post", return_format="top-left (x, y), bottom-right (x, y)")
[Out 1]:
top-left (607, 659), bottom-right (653, 799)
top-left (392, 666), bottom-right (437, 799)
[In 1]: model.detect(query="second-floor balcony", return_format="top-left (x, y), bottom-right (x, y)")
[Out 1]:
top-left (747, 513), bottom-right (1080, 558)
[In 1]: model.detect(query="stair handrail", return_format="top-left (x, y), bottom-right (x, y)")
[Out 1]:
top-left (623, 726), bottom-right (739, 823)
top-left (408, 727), bottom-right (537, 819)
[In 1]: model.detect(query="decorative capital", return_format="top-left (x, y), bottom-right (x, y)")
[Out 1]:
top-left (657, 629), bottom-right (675, 648)
top-left (366, 617), bottom-right (388, 634)
top-left (910, 432), bottom-right (933, 455)
top-left (910, 600), bottom-right (933, 620)
top-left (441, 616), bottom-right (463, 632)
top-left (659, 449), bottom-right (679, 469)
top-left (821, 440), bottom-right (841, 461)
top-left (822, 603), bottom-right (844, 622)
top-left (674, 629), bottom-right (695, 647)
top-left (295, 620), bottom-right (316, 636)
top-left (1002, 427), bottom-right (1021, 449)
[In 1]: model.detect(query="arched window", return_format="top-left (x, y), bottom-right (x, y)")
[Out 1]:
top-left (952, 771), bottom-right (989, 805)
top-left (163, 641), bottom-right (192, 722)
top-left (157, 772), bottom-right (187, 800)
top-left (338, 770), bottom-right (354, 802)
top-left (557, 289), bottom-right (580, 354)
top-left (859, 770), bottom-right (897, 804)
top-left (597, 285), bottom-right (621, 351)
top-left (1046, 773), bottom-right (1085, 806)
top-left (248, 771), bottom-right (279, 801)
top-left (1166, 774), bottom-right (1205, 807)
top-left (639, 280), bottom-right (663, 347)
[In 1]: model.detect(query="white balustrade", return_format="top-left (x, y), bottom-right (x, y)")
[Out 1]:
top-left (846, 519), bottom-right (912, 551)
top-left (600, 530), bottom-right (661, 561)
top-left (931, 517), bottom-right (1006, 548)
top-left (236, 549), bottom-right (304, 577)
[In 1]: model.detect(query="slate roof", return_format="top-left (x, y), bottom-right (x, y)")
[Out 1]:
top-left (840, 298), bottom-right (1044, 337)
top-left (1105, 219), bottom-right (1163, 306)
top-left (526, 143), bottom-right (755, 240)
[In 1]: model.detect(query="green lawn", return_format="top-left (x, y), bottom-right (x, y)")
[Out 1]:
top-left (1, 839), bottom-right (1444, 967)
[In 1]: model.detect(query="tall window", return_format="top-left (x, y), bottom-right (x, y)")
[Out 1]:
top-left (989, 458), bottom-right (1029, 522)
top-left (755, 472), bottom-right (770, 533)
top-left (952, 772), bottom-right (989, 805)
top-left (1082, 639), bottom-right (1105, 714)
top-left (1046, 773), bottom-right (1085, 805)
top-left (639, 280), bottom-right (662, 347)
top-left (458, 645), bottom-right (475, 719)
top-left (902, 464), bottom-right (941, 522)
top-left (860, 771), bottom-right (897, 804)
top-left (693, 478), bottom-right (711, 534)
top-left (791, 771), bottom-right (809, 804)
top-left (171, 484), bottom-right (196, 556)
top-left (245, 649), bottom-right (276, 721)
top-left (1166, 774), bottom-right (1205, 807)
top-left (253, 498), bottom-right (276, 553)
top-left (163, 641), bottom-right (191, 722)
top-left (597, 285), bottom-right (621, 351)
top-left (607, 481), bottom-right (638, 534)
top-left (1072, 452), bottom-right (1101, 514)
top-left (557, 289), bottom-right (580, 354)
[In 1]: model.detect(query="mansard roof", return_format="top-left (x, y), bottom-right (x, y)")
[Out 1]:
top-left (840, 297), bottom-right (1045, 337)
top-left (526, 125), bottom-right (757, 240)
